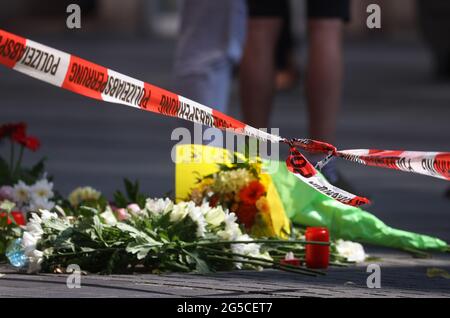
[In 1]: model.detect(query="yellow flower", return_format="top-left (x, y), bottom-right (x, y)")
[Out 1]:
top-left (212, 169), bottom-right (256, 194)
top-left (68, 187), bottom-right (101, 207)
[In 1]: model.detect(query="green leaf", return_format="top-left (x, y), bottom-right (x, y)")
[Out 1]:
top-left (78, 206), bottom-right (98, 217)
top-left (113, 191), bottom-right (128, 208)
top-left (92, 215), bottom-right (104, 241)
top-left (183, 249), bottom-right (211, 274)
top-left (29, 158), bottom-right (46, 179)
top-left (116, 223), bottom-right (159, 245)
top-left (126, 241), bottom-right (160, 260)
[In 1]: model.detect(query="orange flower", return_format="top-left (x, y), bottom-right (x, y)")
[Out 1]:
top-left (239, 181), bottom-right (265, 205)
top-left (236, 203), bottom-right (258, 230)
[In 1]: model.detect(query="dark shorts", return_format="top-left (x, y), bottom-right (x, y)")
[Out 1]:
top-left (247, 0), bottom-right (350, 22)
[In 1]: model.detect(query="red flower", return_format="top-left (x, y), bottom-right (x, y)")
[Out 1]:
top-left (1, 122), bottom-right (40, 151)
top-left (0, 122), bottom-right (27, 140)
top-left (236, 203), bottom-right (258, 230)
top-left (0, 211), bottom-right (26, 226)
top-left (23, 136), bottom-right (40, 152)
top-left (239, 181), bottom-right (265, 205)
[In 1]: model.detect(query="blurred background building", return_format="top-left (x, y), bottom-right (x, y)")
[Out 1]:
top-left (1, 0), bottom-right (449, 76)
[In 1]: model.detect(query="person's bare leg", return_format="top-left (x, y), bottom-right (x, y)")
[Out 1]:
top-left (240, 18), bottom-right (282, 128)
top-left (306, 19), bottom-right (343, 183)
top-left (306, 19), bottom-right (343, 144)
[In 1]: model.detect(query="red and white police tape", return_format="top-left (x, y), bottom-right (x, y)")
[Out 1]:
top-left (1, 29), bottom-right (448, 207)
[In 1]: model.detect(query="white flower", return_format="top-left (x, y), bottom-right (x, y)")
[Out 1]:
top-left (12, 181), bottom-right (31, 204)
top-left (22, 231), bottom-right (39, 254)
top-left (204, 205), bottom-right (226, 227)
top-left (217, 211), bottom-right (242, 241)
top-left (145, 198), bottom-right (173, 215)
top-left (21, 211), bottom-right (49, 274)
top-left (28, 212), bottom-right (43, 224)
top-left (231, 234), bottom-right (260, 256)
top-left (28, 197), bottom-right (55, 212)
top-left (39, 209), bottom-right (58, 222)
top-left (100, 207), bottom-right (117, 226)
top-left (285, 252), bottom-right (295, 260)
top-left (30, 179), bottom-right (54, 201)
top-left (335, 240), bottom-right (367, 263)
top-left (230, 234), bottom-right (271, 269)
top-left (187, 203), bottom-right (207, 238)
top-left (170, 202), bottom-right (189, 222)
top-left (26, 220), bottom-right (44, 238)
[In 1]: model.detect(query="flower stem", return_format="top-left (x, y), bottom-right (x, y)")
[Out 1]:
top-left (200, 246), bottom-right (324, 275)
top-left (184, 239), bottom-right (329, 248)
top-left (12, 145), bottom-right (24, 180)
top-left (206, 255), bottom-right (318, 277)
top-left (9, 139), bottom-right (15, 179)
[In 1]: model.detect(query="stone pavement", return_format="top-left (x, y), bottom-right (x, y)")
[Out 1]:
top-left (1, 249), bottom-right (449, 298)
top-left (0, 34), bottom-right (449, 297)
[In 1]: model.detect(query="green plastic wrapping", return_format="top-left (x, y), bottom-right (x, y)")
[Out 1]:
top-left (268, 160), bottom-right (448, 252)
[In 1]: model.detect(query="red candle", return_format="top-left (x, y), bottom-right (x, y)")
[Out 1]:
top-left (305, 227), bottom-right (329, 269)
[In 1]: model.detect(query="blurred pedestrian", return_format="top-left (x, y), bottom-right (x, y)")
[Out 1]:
top-left (173, 0), bottom-right (246, 147)
top-left (173, 0), bottom-right (246, 113)
top-left (239, 0), bottom-right (350, 184)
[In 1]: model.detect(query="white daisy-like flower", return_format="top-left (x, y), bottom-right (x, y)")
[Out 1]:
top-left (28, 197), bottom-right (55, 213)
top-left (39, 209), bottom-right (58, 222)
top-left (187, 203), bottom-right (207, 238)
top-left (12, 181), bottom-right (31, 205)
top-left (28, 212), bottom-right (42, 224)
top-left (145, 198), bottom-right (173, 215)
top-left (230, 234), bottom-right (270, 269)
top-left (25, 220), bottom-right (44, 238)
top-left (30, 179), bottom-right (54, 201)
top-left (231, 234), bottom-right (260, 256)
top-left (335, 240), bottom-right (367, 263)
top-left (217, 211), bottom-right (242, 241)
top-left (20, 211), bottom-right (50, 274)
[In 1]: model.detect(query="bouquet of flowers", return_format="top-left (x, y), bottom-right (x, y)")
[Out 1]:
top-left (0, 122), bottom-right (54, 260)
top-left (1, 125), bottom-right (366, 275)
top-left (8, 192), bottom-right (328, 276)
top-left (188, 157), bottom-right (279, 238)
